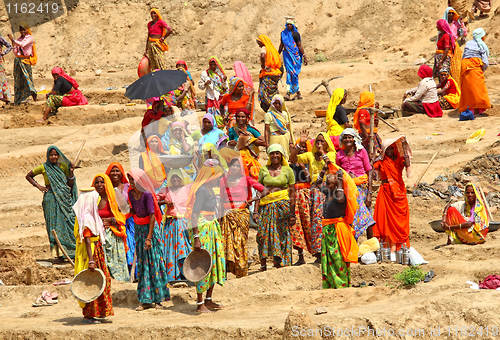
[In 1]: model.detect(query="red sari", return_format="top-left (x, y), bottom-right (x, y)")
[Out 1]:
top-left (373, 155), bottom-right (410, 249)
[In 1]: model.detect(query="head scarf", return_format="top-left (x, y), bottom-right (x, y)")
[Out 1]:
top-left (269, 94), bottom-right (294, 140)
top-left (267, 144), bottom-right (289, 166)
top-left (201, 143), bottom-right (228, 170)
top-left (377, 135), bottom-right (413, 178)
top-left (353, 91), bottom-right (375, 132)
top-left (417, 65), bottom-right (433, 79)
top-left (127, 168), bottom-right (162, 225)
top-left (340, 128), bottom-right (364, 151)
top-left (19, 23), bottom-right (37, 65)
top-left (176, 60), bottom-right (188, 70)
top-left (45, 145), bottom-right (78, 203)
top-left (167, 168), bottom-right (191, 187)
top-left (105, 162), bottom-right (128, 184)
top-left (312, 132), bottom-right (336, 155)
top-left (286, 18), bottom-right (296, 26)
top-left (219, 147), bottom-right (242, 165)
top-left (257, 35), bottom-right (282, 78)
top-left (147, 135), bottom-right (166, 154)
top-left (150, 8), bottom-right (163, 20)
top-left (436, 19), bottom-right (455, 53)
top-left (199, 114), bottom-right (225, 148)
top-left (91, 173), bottom-right (128, 249)
top-left (73, 190), bottom-right (105, 244)
top-left (324, 163), bottom-right (359, 225)
top-left (207, 56), bottom-right (226, 79)
top-left (52, 67), bottom-right (79, 89)
top-left (464, 183), bottom-right (489, 229)
top-left (472, 28), bottom-right (489, 57)
top-left (235, 107), bottom-right (251, 121)
top-left (185, 164), bottom-right (225, 220)
top-left (443, 7), bottom-right (460, 22)
top-left (325, 88), bottom-right (346, 135)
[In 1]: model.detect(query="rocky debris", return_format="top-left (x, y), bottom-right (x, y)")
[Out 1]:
top-left (461, 153), bottom-right (500, 182)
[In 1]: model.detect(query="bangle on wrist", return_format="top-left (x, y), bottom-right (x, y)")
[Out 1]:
top-left (88, 261), bottom-right (95, 264)
top-left (32, 181), bottom-right (37, 187)
top-left (69, 176), bottom-right (75, 180)
top-left (146, 238), bottom-right (152, 241)
top-left (193, 234), bottom-right (200, 238)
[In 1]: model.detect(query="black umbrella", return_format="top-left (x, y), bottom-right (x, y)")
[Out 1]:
top-left (125, 70), bottom-right (187, 100)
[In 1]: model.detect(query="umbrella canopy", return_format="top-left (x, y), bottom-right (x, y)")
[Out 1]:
top-left (125, 70), bottom-right (187, 100)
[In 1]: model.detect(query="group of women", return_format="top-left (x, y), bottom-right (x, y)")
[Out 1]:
top-left (401, 7), bottom-right (490, 117)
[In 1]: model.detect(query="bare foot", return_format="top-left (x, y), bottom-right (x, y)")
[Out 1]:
top-left (32, 93), bottom-right (37, 102)
top-left (196, 303), bottom-right (212, 313)
top-left (204, 299), bottom-right (224, 309)
top-left (259, 265), bottom-right (267, 272)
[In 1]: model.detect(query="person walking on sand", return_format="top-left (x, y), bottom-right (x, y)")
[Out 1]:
top-left (278, 18), bottom-right (308, 101)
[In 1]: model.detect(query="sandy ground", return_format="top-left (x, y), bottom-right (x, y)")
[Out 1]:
top-left (1, 0), bottom-right (500, 339)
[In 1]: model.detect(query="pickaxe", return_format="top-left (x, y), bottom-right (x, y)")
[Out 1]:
top-left (310, 76), bottom-right (343, 97)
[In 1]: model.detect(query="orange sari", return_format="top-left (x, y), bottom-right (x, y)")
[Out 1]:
top-left (373, 156), bottom-right (410, 249)
top-left (458, 58), bottom-right (491, 112)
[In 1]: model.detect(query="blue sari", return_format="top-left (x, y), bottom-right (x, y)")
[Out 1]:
top-left (281, 25), bottom-right (302, 95)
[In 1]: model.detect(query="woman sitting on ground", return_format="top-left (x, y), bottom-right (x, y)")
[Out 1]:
top-left (441, 183), bottom-right (489, 244)
top-left (437, 69), bottom-right (461, 110)
top-left (93, 174), bottom-right (129, 282)
top-left (219, 77), bottom-right (254, 129)
top-left (38, 67), bottom-right (88, 123)
top-left (402, 65), bottom-right (443, 118)
top-left (73, 190), bottom-right (114, 324)
top-left (227, 108), bottom-right (266, 180)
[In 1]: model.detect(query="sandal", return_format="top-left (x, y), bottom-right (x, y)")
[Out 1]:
top-left (135, 303), bottom-right (153, 311)
top-left (424, 270), bottom-right (435, 283)
top-left (36, 118), bottom-right (47, 123)
top-left (82, 318), bottom-right (101, 324)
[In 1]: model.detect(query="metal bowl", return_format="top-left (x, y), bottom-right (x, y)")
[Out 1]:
top-left (429, 220), bottom-right (445, 233)
top-left (430, 220), bottom-right (500, 233)
top-left (158, 155), bottom-right (193, 169)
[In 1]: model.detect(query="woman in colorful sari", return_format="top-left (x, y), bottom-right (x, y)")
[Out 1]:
top-left (441, 183), bottom-right (489, 245)
top-left (105, 162), bottom-right (136, 273)
top-left (264, 94), bottom-right (293, 158)
top-left (26, 146), bottom-right (77, 260)
top-left (0, 32), bottom-right (13, 103)
top-left (458, 28), bottom-right (491, 115)
top-left (165, 120), bottom-right (196, 180)
top-left (353, 91), bottom-right (383, 157)
top-left (373, 136), bottom-right (412, 260)
top-left (198, 57), bottom-right (228, 127)
top-left (257, 35), bottom-right (282, 112)
top-left (434, 19), bottom-right (455, 78)
top-left (444, 7), bottom-right (467, 87)
top-left (157, 169), bottom-right (192, 281)
top-left (73, 190), bottom-right (113, 324)
top-left (93, 174), bottom-right (129, 282)
top-left (317, 168), bottom-right (359, 289)
top-left (256, 144), bottom-right (296, 270)
top-left (219, 77), bottom-right (254, 128)
top-left (219, 152), bottom-right (266, 277)
top-left (198, 113), bottom-right (226, 149)
top-left (139, 135), bottom-right (167, 192)
top-left (402, 65), bottom-right (443, 118)
top-left (290, 131), bottom-right (337, 262)
top-left (38, 67), bottom-right (88, 123)
top-left (176, 60), bottom-right (194, 85)
top-left (185, 163), bottom-right (226, 313)
top-left (227, 108), bottom-right (266, 180)
top-left (278, 19), bottom-right (308, 101)
top-left (336, 129), bottom-right (375, 240)
top-left (7, 23), bottom-right (37, 105)
top-left (174, 62), bottom-right (196, 113)
top-left (127, 168), bottom-right (170, 311)
top-left (199, 143), bottom-right (228, 171)
top-left (326, 88), bottom-right (351, 138)
top-left (437, 69), bottom-right (461, 110)
top-left (144, 8), bottom-right (172, 71)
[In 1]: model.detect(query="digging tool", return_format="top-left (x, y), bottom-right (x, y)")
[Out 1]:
top-left (51, 230), bottom-right (75, 267)
top-left (368, 108), bottom-right (399, 132)
top-left (479, 186), bottom-right (494, 222)
top-left (129, 250), bottom-right (137, 283)
top-left (310, 76), bottom-right (343, 97)
top-left (414, 151), bottom-right (438, 187)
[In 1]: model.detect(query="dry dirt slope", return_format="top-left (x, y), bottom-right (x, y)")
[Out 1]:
top-left (1, 0), bottom-right (497, 74)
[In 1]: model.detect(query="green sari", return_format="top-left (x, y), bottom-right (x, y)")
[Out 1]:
top-left (42, 146), bottom-right (78, 258)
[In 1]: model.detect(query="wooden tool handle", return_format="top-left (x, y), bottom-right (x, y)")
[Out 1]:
top-left (415, 151), bottom-right (438, 186)
top-left (478, 186), bottom-right (494, 222)
top-left (72, 140), bottom-right (86, 167)
top-left (51, 230), bottom-right (75, 267)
